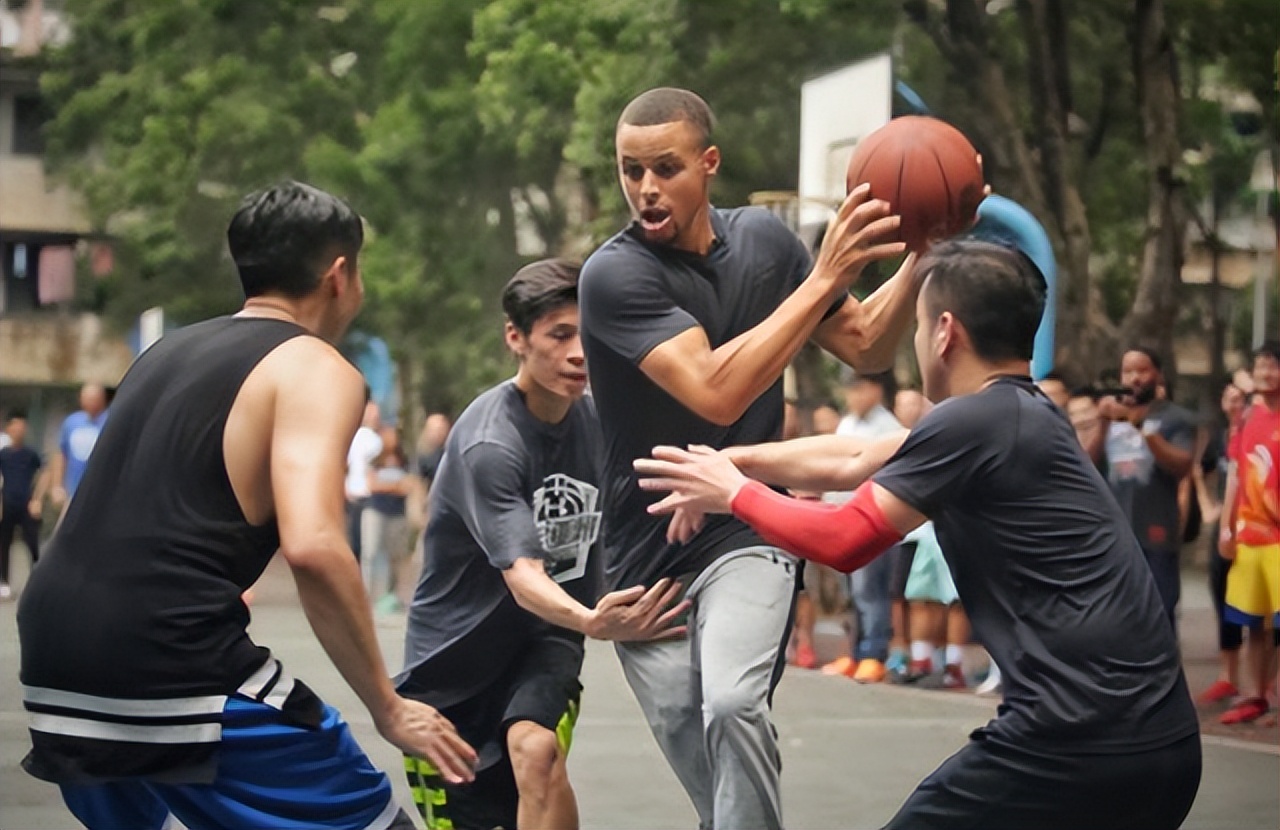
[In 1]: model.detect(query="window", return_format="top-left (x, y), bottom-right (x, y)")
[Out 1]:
top-left (12, 94), bottom-right (47, 155)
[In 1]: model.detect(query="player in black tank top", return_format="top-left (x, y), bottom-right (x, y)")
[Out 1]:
top-left (17, 182), bottom-right (476, 830)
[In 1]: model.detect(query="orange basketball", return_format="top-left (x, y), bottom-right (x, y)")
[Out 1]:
top-left (845, 116), bottom-right (985, 251)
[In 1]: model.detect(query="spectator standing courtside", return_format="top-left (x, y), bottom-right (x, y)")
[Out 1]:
top-left (1089, 348), bottom-right (1195, 630)
top-left (823, 369), bottom-right (904, 683)
top-left (346, 399), bottom-right (383, 561)
top-left (1, 413), bottom-right (48, 600)
top-left (1218, 342), bottom-right (1280, 725)
top-left (50, 383), bottom-right (109, 509)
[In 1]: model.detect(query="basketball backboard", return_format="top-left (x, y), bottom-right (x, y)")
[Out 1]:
top-left (798, 53), bottom-right (893, 240)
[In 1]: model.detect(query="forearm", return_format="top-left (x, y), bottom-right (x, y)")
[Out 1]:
top-left (650, 275), bottom-right (845, 425)
top-left (50, 454), bottom-right (66, 491)
top-left (731, 480), bottom-right (903, 573)
top-left (729, 431), bottom-right (907, 492)
top-left (816, 254), bottom-right (920, 373)
top-left (1146, 434), bottom-right (1193, 478)
top-left (503, 560), bottom-right (593, 635)
top-left (289, 547), bottom-right (400, 726)
top-left (31, 468), bottom-right (49, 503)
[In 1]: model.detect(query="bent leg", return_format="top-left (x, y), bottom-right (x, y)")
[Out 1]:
top-left (616, 636), bottom-right (713, 828)
top-left (507, 720), bottom-right (577, 830)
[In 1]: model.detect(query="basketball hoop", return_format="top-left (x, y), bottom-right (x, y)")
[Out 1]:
top-left (748, 191), bottom-right (840, 241)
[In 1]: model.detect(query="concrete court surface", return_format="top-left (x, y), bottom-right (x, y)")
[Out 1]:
top-left (2, 554), bottom-right (1277, 830)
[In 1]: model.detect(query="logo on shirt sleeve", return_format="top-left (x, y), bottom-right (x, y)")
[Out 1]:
top-left (533, 473), bottom-right (601, 584)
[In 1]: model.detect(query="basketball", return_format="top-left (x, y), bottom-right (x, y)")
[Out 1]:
top-left (844, 116), bottom-right (985, 251)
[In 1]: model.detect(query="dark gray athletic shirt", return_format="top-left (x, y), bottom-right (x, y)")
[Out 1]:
top-left (396, 381), bottom-right (602, 707)
top-left (873, 377), bottom-right (1198, 754)
top-left (1103, 399), bottom-right (1196, 553)
top-left (581, 207), bottom-right (831, 590)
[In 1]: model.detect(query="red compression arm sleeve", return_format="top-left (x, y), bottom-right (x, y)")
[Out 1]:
top-left (730, 480), bottom-right (903, 573)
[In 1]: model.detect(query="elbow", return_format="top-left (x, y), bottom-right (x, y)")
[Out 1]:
top-left (685, 394), bottom-right (749, 427)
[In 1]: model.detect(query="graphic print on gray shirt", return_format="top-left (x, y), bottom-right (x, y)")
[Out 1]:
top-left (1104, 399), bottom-right (1196, 553)
top-left (396, 381), bottom-right (602, 707)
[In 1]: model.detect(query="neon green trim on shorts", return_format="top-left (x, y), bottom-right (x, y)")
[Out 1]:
top-left (556, 697), bottom-right (580, 755)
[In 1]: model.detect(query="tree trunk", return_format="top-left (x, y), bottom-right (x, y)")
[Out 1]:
top-left (1124, 0), bottom-right (1187, 369)
top-left (907, 0), bottom-right (1119, 380)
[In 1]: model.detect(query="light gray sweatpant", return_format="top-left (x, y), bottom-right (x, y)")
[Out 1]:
top-left (616, 547), bottom-right (797, 830)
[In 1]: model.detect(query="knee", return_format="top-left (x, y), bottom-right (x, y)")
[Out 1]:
top-left (703, 686), bottom-right (763, 734)
top-left (507, 725), bottom-right (562, 790)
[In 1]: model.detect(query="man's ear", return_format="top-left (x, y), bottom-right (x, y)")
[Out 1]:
top-left (935, 311), bottom-right (958, 358)
top-left (322, 255), bottom-right (349, 297)
top-left (504, 319), bottom-right (525, 359)
top-left (703, 145), bottom-right (721, 177)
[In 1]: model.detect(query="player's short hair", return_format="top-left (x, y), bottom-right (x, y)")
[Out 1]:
top-left (918, 239), bottom-right (1046, 363)
top-left (502, 258), bottom-right (581, 335)
top-left (618, 88), bottom-right (716, 148)
top-left (227, 181), bottom-right (363, 299)
top-left (1252, 340), bottom-right (1280, 364)
top-left (1123, 345), bottom-right (1163, 375)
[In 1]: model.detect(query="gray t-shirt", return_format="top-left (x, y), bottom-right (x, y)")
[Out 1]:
top-left (874, 377), bottom-right (1197, 753)
top-left (1104, 399), bottom-right (1196, 553)
top-left (396, 381), bottom-right (603, 706)
top-left (581, 207), bottom-right (835, 590)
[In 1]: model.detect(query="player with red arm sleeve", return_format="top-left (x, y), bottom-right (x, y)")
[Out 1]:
top-left (636, 238), bottom-right (1201, 830)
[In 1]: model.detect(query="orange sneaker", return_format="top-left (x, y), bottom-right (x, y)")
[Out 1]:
top-left (794, 644), bottom-right (818, 670)
top-left (853, 658), bottom-right (887, 684)
top-left (822, 656), bottom-right (859, 678)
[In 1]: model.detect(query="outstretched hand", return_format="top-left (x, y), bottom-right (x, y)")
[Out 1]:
top-left (634, 444), bottom-right (750, 517)
top-left (588, 577), bottom-right (690, 641)
top-left (814, 184), bottom-right (906, 291)
top-left (667, 506), bottom-right (704, 544)
top-left (381, 698), bottom-right (478, 785)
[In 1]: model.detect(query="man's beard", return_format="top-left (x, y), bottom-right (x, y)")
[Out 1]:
top-left (1129, 382), bottom-right (1158, 406)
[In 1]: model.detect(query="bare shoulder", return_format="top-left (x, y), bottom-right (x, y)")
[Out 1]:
top-left (258, 335), bottom-right (363, 396)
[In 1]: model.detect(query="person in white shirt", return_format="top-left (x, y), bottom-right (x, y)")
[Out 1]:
top-left (821, 368), bottom-right (905, 683)
top-left (346, 399), bottom-right (383, 561)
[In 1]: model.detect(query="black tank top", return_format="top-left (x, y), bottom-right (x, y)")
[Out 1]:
top-left (19, 316), bottom-right (309, 699)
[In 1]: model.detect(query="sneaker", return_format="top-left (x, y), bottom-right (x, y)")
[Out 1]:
top-left (940, 664), bottom-right (967, 690)
top-left (0, 582), bottom-right (11, 601)
top-left (891, 658), bottom-right (933, 685)
top-left (374, 594), bottom-right (404, 615)
top-left (884, 651), bottom-right (909, 677)
top-left (1220, 697), bottom-right (1270, 725)
top-left (1196, 679), bottom-right (1239, 705)
top-left (793, 644), bottom-right (818, 670)
top-left (821, 656), bottom-right (859, 678)
top-left (853, 658), bottom-right (887, 684)
top-left (916, 664), bottom-right (965, 691)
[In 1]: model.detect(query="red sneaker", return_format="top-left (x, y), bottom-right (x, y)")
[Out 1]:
top-left (941, 664), bottom-right (967, 690)
top-left (1220, 697), bottom-right (1270, 725)
top-left (793, 644), bottom-right (818, 670)
top-left (1196, 679), bottom-right (1239, 705)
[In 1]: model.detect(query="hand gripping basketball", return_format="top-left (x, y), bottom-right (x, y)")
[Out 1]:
top-left (813, 184), bottom-right (907, 292)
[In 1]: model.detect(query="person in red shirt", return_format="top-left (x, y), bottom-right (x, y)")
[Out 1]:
top-left (1219, 341), bottom-right (1280, 725)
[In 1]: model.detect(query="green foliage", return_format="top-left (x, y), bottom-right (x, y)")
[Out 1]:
top-left (39, 0), bottom-right (1277, 407)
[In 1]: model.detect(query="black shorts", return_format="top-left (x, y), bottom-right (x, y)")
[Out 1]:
top-left (884, 729), bottom-right (1201, 830)
top-left (402, 636), bottom-right (583, 830)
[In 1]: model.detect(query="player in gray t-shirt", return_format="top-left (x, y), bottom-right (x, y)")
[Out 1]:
top-left (396, 259), bottom-right (685, 830)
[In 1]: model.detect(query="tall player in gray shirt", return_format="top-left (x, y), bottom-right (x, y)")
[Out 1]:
top-left (580, 87), bottom-right (920, 830)
top-left (397, 259), bottom-right (685, 830)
